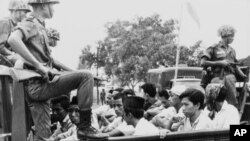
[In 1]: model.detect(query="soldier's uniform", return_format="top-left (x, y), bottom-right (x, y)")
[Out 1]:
top-left (0, 17), bottom-right (17, 50)
top-left (9, 0), bottom-right (108, 140)
top-left (0, 0), bottom-right (30, 65)
top-left (201, 41), bottom-right (238, 106)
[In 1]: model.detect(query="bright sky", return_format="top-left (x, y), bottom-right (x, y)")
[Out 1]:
top-left (1, 0), bottom-right (250, 69)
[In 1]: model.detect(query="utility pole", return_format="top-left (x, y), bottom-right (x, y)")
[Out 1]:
top-left (96, 45), bottom-right (100, 105)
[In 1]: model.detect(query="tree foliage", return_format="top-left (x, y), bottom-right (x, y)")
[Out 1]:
top-left (79, 14), bottom-right (203, 89)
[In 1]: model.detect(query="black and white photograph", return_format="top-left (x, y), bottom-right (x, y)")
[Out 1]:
top-left (1, 0), bottom-right (250, 141)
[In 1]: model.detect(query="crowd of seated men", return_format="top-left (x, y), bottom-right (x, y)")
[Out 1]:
top-left (26, 82), bottom-right (240, 141)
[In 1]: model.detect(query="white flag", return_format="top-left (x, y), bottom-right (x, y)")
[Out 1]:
top-left (179, 0), bottom-right (201, 46)
top-left (185, 1), bottom-right (200, 28)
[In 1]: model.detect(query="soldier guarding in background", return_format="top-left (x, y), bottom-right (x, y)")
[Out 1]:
top-left (201, 25), bottom-right (247, 107)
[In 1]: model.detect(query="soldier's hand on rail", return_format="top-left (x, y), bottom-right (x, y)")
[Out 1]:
top-left (36, 64), bottom-right (54, 82)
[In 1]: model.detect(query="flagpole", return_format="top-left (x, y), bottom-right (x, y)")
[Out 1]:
top-left (174, 1), bottom-right (184, 81)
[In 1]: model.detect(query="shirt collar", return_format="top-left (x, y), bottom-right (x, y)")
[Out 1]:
top-left (192, 110), bottom-right (203, 126)
top-left (30, 13), bottom-right (46, 27)
top-left (62, 114), bottom-right (70, 123)
top-left (135, 118), bottom-right (146, 128)
top-left (9, 17), bottom-right (17, 26)
top-left (218, 41), bottom-right (227, 48)
top-left (220, 100), bottom-right (228, 111)
top-left (218, 41), bottom-right (232, 50)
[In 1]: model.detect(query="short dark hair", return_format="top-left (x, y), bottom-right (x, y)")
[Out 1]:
top-left (141, 83), bottom-right (156, 98)
top-left (51, 95), bottom-right (70, 110)
top-left (113, 89), bottom-right (135, 101)
top-left (158, 89), bottom-right (169, 100)
top-left (179, 88), bottom-right (205, 110)
top-left (114, 88), bottom-right (124, 93)
top-left (124, 108), bottom-right (144, 119)
top-left (113, 92), bottom-right (125, 100)
top-left (122, 89), bottom-right (135, 96)
top-left (216, 86), bottom-right (227, 102)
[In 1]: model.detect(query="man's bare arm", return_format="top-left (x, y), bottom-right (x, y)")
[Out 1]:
top-left (0, 46), bottom-right (13, 56)
top-left (8, 30), bottom-right (49, 76)
top-left (201, 58), bottom-right (230, 68)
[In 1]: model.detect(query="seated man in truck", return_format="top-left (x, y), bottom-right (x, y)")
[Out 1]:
top-left (141, 83), bottom-right (161, 120)
top-left (123, 96), bottom-right (159, 136)
top-left (101, 89), bottom-right (135, 136)
top-left (50, 95), bottom-right (73, 138)
top-left (177, 88), bottom-right (212, 131)
top-left (204, 83), bottom-right (240, 129)
top-left (151, 89), bottom-right (176, 129)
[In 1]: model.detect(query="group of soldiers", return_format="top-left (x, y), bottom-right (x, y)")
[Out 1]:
top-left (1, 0), bottom-right (108, 140)
top-left (0, 0), bottom-right (248, 141)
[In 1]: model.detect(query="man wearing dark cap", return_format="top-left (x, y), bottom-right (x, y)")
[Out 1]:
top-left (123, 96), bottom-right (159, 136)
top-left (102, 89), bottom-right (135, 136)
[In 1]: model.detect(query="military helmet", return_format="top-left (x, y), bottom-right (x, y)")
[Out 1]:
top-left (217, 25), bottom-right (236, 37)
top-left (9, 0), bottom-right (31, 12)
top-left (28, 0), bottom-right (59, 5)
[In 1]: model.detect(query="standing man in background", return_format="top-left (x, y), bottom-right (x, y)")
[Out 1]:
top-left (100, 89), bottom-right (106, 105)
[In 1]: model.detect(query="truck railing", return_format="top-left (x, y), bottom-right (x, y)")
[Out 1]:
top-left (109, 129), bottom-right (229, 141)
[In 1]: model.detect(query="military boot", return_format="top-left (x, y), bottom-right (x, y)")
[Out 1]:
top-left (77, 110), bottom-right (108, 141)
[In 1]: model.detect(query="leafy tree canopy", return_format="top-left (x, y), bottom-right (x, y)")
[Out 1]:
top-left (79, 14), bottom-right (203, 89)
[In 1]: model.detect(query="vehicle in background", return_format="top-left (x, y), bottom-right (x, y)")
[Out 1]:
top-left (146, 67), bottom-right (202, 90)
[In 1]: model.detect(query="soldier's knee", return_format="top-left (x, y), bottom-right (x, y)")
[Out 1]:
top-left (78, 70), bottom-right (94, 81)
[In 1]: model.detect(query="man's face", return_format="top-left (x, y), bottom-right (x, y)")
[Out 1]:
top-left (181, 97), bottom-right (198, 118)
top-left (141, 90), bottom-right (149, 101)
top-left (123, 112), bottom-right (133, 125)
top-left (68, 106), bottom-right (80, 124)
top-left (169, 92), bottom-right (180, 107)
top-left (223, 35), bottom-right (234, 44)
top-left (114, 99), bottom-right (124, 117)
top-left (158, 96), bottom-right (170, 108)
top-left (51, 104), bottom-right (66, 122)
top-left (43, 3), bottom-right (55, 19)
top-left (15, 10), bottom-right (29, 22)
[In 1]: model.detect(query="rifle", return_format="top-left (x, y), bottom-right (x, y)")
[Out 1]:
top-left (200, 67), bottom-right (212, 89)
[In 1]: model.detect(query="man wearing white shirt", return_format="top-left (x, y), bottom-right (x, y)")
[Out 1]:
top-left (123, 96), bottom-right (159, 136)
top-left (204, 83), bottom-right (240, 129)
top-left (178, 88), bottom-right (212, 131)
top-left (103, 89), bottom-right (135, 136)
top-left (151, 89), bottom-right (176, 129)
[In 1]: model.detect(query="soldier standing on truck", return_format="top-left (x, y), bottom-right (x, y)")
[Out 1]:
top-left (201, 25), bottom-right (247, 107)
top-left (7, 0), bottom-right (108, 140)
top-left (0, 0), bottom-right (30, 66)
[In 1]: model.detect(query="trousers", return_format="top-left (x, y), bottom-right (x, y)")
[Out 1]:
top-left (25, 70), bottom-right (94, 140)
